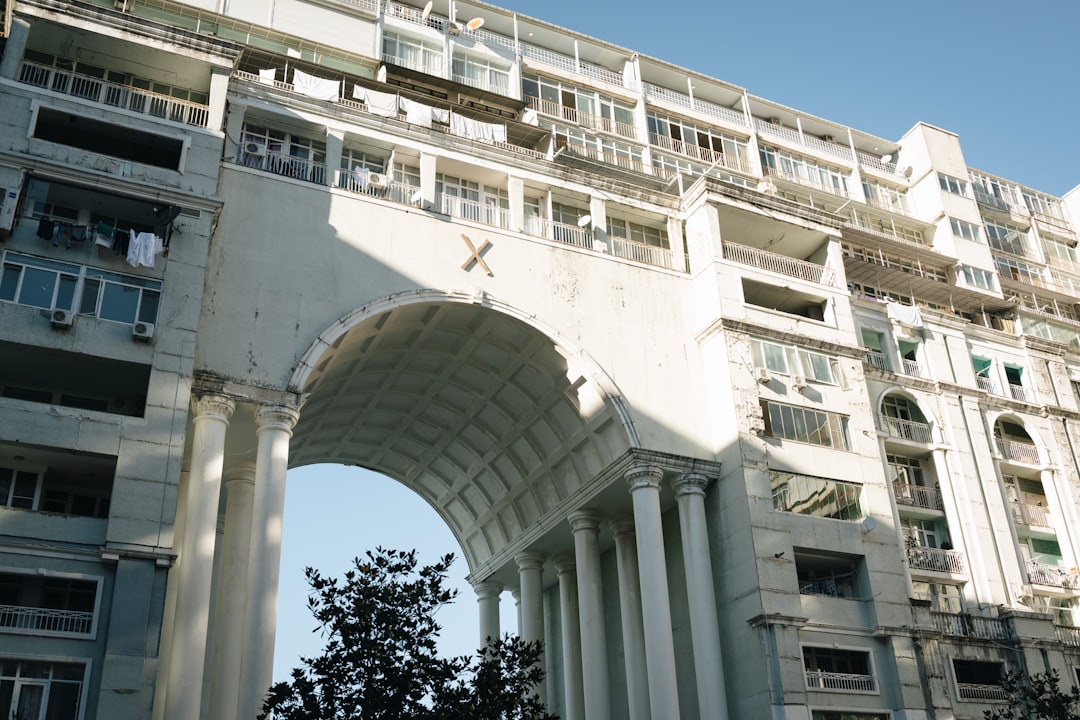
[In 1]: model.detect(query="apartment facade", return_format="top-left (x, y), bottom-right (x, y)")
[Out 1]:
top-left (1, 1), bottom-right (1079, 720)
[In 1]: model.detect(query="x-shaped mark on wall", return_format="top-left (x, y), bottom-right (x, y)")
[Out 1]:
top-left (460, 233), bottom-right (493, 276)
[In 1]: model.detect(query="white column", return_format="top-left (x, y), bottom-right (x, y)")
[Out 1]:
top-left (474, 580), bottom-right (502, 650)
top-left (207, 465), bottom-right (256, 720)
top-left (568, 510), bottom-right (611, 720)
top-left (163, 394), bottom-right (234, 720)
top-left (516, 551), bottom-right (546, 704)
top-left (626, 464), bottom-right (681, 720)
top-left (554, 558), bottom-right (585, 720)
top-left (238, 404), bottom-right (300, 720)
top-left (673, 473), bottom-right (729, 720)
top-left (610, 518), bottom-right (650, 720)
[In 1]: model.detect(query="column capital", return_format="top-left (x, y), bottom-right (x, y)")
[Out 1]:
top-left (609, 517), bottom-right (636, 538)
top-left (625, 463), bottom-right (664, 492)
top-left (568, 509), bottom-right (602, 532)
top-left (193, 393), bottom-right (235, 421)
top-left (515, 551), bottom-right (546, 571)
top-left (672, 472), bottom-right (710, 498)
top-left (553, 556), bottom-right (576, 576)
top-left (254, 404), bottom-right (300, 434)
top-left (472, 580), bottom-right (503, 600)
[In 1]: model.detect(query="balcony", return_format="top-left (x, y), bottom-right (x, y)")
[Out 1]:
top-left (901, 358), bottom-right (927, 378)
top-left (436, 195), bottom-right (511, 229)
top-left (381, 52), bottom-right (444, 78)
top-left (239, 146), bottom-right (327, 185)
top-left (520, 44), bottom-right (630, 90)
top-left (996, 439), bottom-right (1043, 465)
top-left (755, 119), bottom-right (854, 164)
top-left (930, 612), bottom-right (1010, 640)
top-left (884, 416), bottom-right (933, 444)
top-left (1011, 501), bottom-right (1052, 528)
top-left (556, 141), bottom-right (667, 179)
top-left (524, 216), bottom-right (592, 250)
top-left (0, 605), bottom-right (94, 636)
top-left (1008, 384), bottom-right (1035, 403)
top-left (450, 73), bottom-right (511, 97)
top-left (1056, 625), bottom-right (1080, 647)
top-left (18, 61), bottom-right (210, 128)
top-left (1028, 561), bottom-right (1080, 589)
top-left (976, 375), bottom-right (1001, 395)
top-left (907, 547), bottom-right (966, 574)
top-left (863, 350), bottom-right (890, 372)
top-left (803, 670), bottom-right (876, 693)
top-left (525, 96), bottom-right (636, 138)
top-left (648, 133), bottom-right (753, 173)
top-left (957, 684), bottom-right (1008, 701)
top-left (642, 83), bottom-right (746, 127)
top-left (893, 482), bottom-right (944, 511)
top-left (764, 166), bottom-right (853, 200)
top-left (722, 242), bottom-right (836, 285)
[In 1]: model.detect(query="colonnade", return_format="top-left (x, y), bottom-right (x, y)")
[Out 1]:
top-left (473, 465), bottom-right (731, 720)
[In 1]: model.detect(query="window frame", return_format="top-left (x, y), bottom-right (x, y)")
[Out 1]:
top-left (760, 400), bottom-right (851, 450)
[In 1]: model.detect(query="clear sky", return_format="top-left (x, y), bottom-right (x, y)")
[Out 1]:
top-left (273, 0), bottom-right (1080, 683)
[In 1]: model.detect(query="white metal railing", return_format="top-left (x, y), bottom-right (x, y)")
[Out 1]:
top-left (722, 242), bottom-right (834, 285)
top-left (883, 416), bottom-right (933, 443)
top-left (520, 46), bottom-right (630, 89)
top-left (856, 149), bottom-right (900, 175)
top-left (930, 612), bottom-right (1010, 640)
top-left (803, 670), bottom-right (876, 693)
top-left (460, 27), bottom-right (516, 51)
top-left (692, 97), bottom-right (747, 126)
top-left (976, 375), bottom-right (1001, 395)
top-left (1011, 502), bottom-right (1052, 527)
top-left (996, 439), bottom-right (1042, 464)
top-left (18, 61), bottom-right (210, 127)
top-left (763, 166), bottom-right (853, 200)
top-left (558, 142), bottom-right (667, 178)
top-left (524, 96), bottom-right (636, 138)
top-left (907, 547), bottom-right (966, 574)
top-left (578, 61), bottom-right (624, 88)
top-left (437, 195), bottom-right (510, 229)
top-left (893, 482), bottom-right (943, 510)
top-left (385, 181), bottom-right (420, 205)
top-left (901, 358), bottom-right (927, 378)
top-left (450, 73), bottom-right (511, 97)
top-left (1028, 561), bottom-right (1080, 589)
top-left (384, 1), bottom-right (446, 30)
top-left (755, 118), bottom-right (803, 145)
top-left (524, 216), bottom-right (593, 250)
top-left (864, 350), bottom-right (890, 371)
top-left (0, 605), bottom-right (94, 635)
top-left (381, 52), bottom-right (444, 77)
top-left (1056, 625), bottom-right (1080, 646)
top-left (1008, 384), bottom-right (1034, 403)
top-left (609, 236), bottom-right (679, 270)
top-left (957, 684), bottom-right (1008, 701)
top-left (642, 84), bottom-right (746, 125)
top-left (239, 146), bottom-right (327, 185)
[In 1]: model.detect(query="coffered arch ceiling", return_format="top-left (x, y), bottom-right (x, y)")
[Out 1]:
top-left (288, 292), bottom-right (637, 571)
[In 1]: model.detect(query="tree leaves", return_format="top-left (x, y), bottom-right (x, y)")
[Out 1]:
top-left (984, 670), bottom-right (1080, 720)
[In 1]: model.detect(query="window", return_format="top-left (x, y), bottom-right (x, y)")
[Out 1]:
top-left (799, 349), bottom-right (837, 384)
top-left (984, 221), bottom-right (1028, 256)
top-left (970, 172), bottom-right (1020, 211)
top-left (952, 659), bottom-right (1006, 701)
top-left (1, 252), bottom-right (161, 325)
top-left (0, 660), bottom-right (85, 720)
top-left (938, 173), bottom-right (968, 196)
top-left (1031, 594), bottom-right (1076, 626)
top-left (802, 646), bottom-right (876, 692)
top-left (949, 218), bottom-right (982, 243)
top-left (960, 265), bottom-right (997, 291)
top-left (382, 31), bottom-right (443, 75)
top-left (606, 217), bottom-right (667, 248)
top-left (760, 400), bottom-right (851, 449)
top-left (0, 463), bottom-right (112, 519)
top-left (451, 54), bottom-right (510, 94)
top-left (862, 180), bottom-right (908, 213)
top-left (524, 74), bottom-right (636, 137)
top-left (647, 111), bottom-right (750, 164)
top-left (796, 551), bottom-right (863, 598)
top-left (770, 471), bottom-right (864, 521)
top-left (912, 581), bottom-right (964, 613)
top-left (0, 571), bottom-right (99, 636)
top-left (759, 145), bottom-right (850, 195)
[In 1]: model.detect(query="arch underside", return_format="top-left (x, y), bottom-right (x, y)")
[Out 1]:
top-left (289, 299), bottom-right (635, 571)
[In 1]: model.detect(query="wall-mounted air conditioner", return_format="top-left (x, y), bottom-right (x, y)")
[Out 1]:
top-left (367, 173), bottom-right (390, 189)
top-left (792, 375), bottom-right (807, 391)
top-left (132, 322), bottom-right (155, 341)
top-left (755, 367), bottom-right (771, 383)
top-left (244, 142), bottom-right (267, 157)
top-left (0, 188), bottom-right (17, 231)
top-left (51, 308), bottom-right (74, 329)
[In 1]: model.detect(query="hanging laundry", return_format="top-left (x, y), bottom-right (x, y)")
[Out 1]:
top-left (351, 166), bottom-right (371, 192)
top-left (37, 218), bottom-right (54, 240)
top-left (258, 68), bottom-right (277, 85)
top-left (55, 223), bottom-right (73, 248)
top-left (127, 230), bottom-right (161, 268)
top-left (94, 222), bottom-right (114, 250)
top-left (522, 108), bottom-right (539, 126)
top-left (355, 87), bottom-right (399, 117)
top-left (399, 98), bottom-right (435, 129)
top-left (448, 113), bottom-right (506, 144)
top-left (432, 107), bottom-right (450, 124)
top-left (292, 69), bottom-right (340, 102)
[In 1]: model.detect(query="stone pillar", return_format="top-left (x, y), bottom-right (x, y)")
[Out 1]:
top-left (207, 66), bottom-right (231, 135)
top-left (163, 394), bottom-right (234, 720)
top-left (152, 468), bottom-right (188, 720)
top-left (324, 128), bottom-right (345, 187)
top-left (474, 580), bottom-right (502, 650)
top-left (568, 510), bottom-right (611, 720)
top-left (419, 151), bottom-right (438, 211)
top-left (610, 518), bottom-right (649, 720)
top-left (207, 465), bottom-right (256, 720)
top-left (0, 17), bottom-right (29, 80)
top-left (508, 175), bottom-right (525, 232)
top-left (516, 551), bottom-right (546, 703)
top-left (238, 405), bottom-right (300, 720)
top-left (554, 558), bottom-right (585, 720)
top-left (626, 464), bottom-right (681, 720)
top-left (673, 473), bottom-right (728, 720)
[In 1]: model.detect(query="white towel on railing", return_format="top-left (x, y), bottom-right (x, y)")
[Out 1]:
top-left (448, 113), bottom-right (505, 143)
top-left (886, 300), bottom-right (922, 327)
top-left (356, 87), bottom-right (399, 117)
top-left (292, 69), bottom-right (339, 102)
top-left (399, 98), bottom-right (434, 128)
top-left (258, 68), bottom-right (277, 85)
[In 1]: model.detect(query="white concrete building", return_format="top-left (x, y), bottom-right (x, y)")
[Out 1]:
top-left (1, 1), bottom-right (1080, 719)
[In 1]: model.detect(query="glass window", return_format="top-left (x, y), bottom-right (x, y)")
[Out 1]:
top-left (938, 173), bottom-right (967, 196)
top-left (771, 471), bottom-right (863, 520)
top-left (949, 218), bottom-right (982, 243)
top-left (761, 400), bottom-right (851, 450)
top-left (0, 661), bottom-right (84, 720)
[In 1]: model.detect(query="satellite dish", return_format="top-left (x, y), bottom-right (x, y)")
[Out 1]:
top-left (900, 165), bottom-right (913, 179)
top-left (860, 517), bottom-right (877, 534)
top-left (421, 0), bottom-right (432, 21)
top-left (576, 215), bottom-right (592, 227)
top-left (880, 154), bottom-right (893, 164)
top-left (466, 17), bottom-right (484, 30)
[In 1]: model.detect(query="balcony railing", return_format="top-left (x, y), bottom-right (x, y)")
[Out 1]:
top-left (722, 242), bottom-right (835, 285)
top-left (608, 236), bottom-right (680, 271)
top-left (763, 166), bottom-right (853, 200)
top-left (957, 684), bottom-right (1008, 701)
top-left (239, 146), bottom-right (327, 185)
top-left (901, 358), bottom-right (927, 378)
top-left (864, 350), bottom-right (890, 372)
top-left (976, 375), bottom-right (1000, 395)
top-left (524, 216), bottom-right (593, 250)
top-left (996, 439), bottom-right (1043, 465)
top-left (557, 142), bottom-right (667, 178)
top-left (18, 61), bottom-right (210, 127)
top-left (450, 73), bottom-right (511, 97)
top-left (0, 605), bottom-right (94, 635)
top-left (893, 482), bottom-right (944, 511)
top-left (907, 547), bottom-right (966, 574)
top-left (642, 83), bottom-right (747, 126)
top-left (803, 670), bottom-right (876, 693)
top-left (381, 52), bottom-right (444, 78)
top-left (755, 120), bottom-right (855, 163)
top-left (437, 195), bottom-right (510, 229)
top-left (525, 96), bottom-right (637, 138)
top-left (520, 44), bottom-right (630, 89)
top-left (385, 0), bottom-right (447, 30)
top-left (1008, 384), bottom-right (1034, 403)
top-left (884, 416), bottom-right (933, 443)
top-left (930, 612), bottom-right (1010, 640)
top-left (1056, 625), bottom-right (1080, 647)
top-left (1011, 501), bottom-right (1052, 527)
top-left (1028, 561), bottom-right (1080, 589)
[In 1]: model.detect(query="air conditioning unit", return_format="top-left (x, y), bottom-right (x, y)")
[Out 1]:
top-left (792, 375), bottom-right (807, 391)
top-left (244, 141), bottom-right (267, 157)
top-left (132, 322), bottom-right (155, 341)
top-left (755, 367), bottom-right (772, 384)
top-left (447, 21), bottom-right (463, 35)
top-left (51, 308), bottom-right (74, 329)
top-left (821, 134), bottom-right (836, 143)
top-left (0, 188), bottom-right (17, 231)
top-left (366, 172), bottom-right (390, 189)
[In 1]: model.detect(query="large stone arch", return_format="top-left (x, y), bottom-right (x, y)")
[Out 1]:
top-left (285, 288), bottom-right (640, 573)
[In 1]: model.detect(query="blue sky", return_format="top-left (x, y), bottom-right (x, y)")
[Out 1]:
top-left (273, 0), bottom-right (1080, 682)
